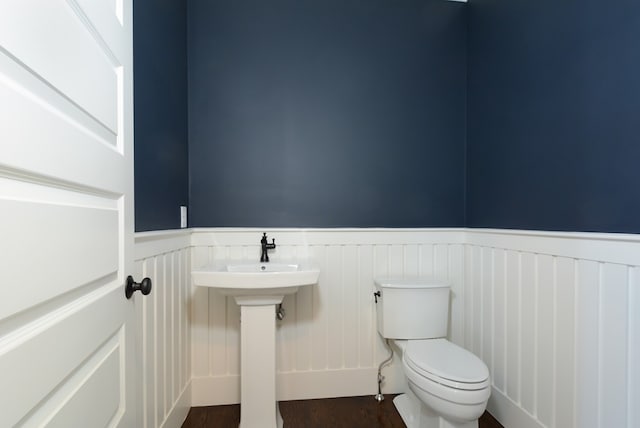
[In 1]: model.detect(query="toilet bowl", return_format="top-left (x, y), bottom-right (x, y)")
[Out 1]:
top-left (374, 278), bottom-right (491, 428)
top-left (401, 339), bottom-right (490, 426)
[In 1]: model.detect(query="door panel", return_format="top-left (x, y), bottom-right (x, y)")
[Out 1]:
top-left (0, 30), bottom-right (122, 189)
top-left (44, 340), bottom-right (123, 428)
top-left (0, 197), bottom-right (118, 320)
top-left (0, 289), bottom-right (125, 426)
top-left (0, 0), bottom-right (136, 426)
top-left (0, 0), bottom-right (120, 132)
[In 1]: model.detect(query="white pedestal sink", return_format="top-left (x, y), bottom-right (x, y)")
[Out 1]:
top-left (192, 261), bottom-right (320, 428)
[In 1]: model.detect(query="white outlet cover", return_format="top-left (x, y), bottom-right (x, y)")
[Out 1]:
top-left (180, 206), bottom-right (187, 228)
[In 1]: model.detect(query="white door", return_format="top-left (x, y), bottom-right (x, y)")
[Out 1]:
top-left (0, 1), bottom-right (138, 426)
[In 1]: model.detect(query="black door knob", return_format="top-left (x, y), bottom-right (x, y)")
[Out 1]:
top-left (125, 275), bottom-right (152, 299)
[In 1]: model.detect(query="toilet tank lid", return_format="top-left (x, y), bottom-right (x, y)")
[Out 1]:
top-left (374, 277), bottom-right (449, 289)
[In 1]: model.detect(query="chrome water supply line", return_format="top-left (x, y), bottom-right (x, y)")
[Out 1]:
top-left (375, 338), bottom-right (393, 402)
top-left (373, 288), bottom-right (393, 401)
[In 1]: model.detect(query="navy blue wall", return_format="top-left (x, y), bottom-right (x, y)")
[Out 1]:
top-left (134, 0), bottom-right (189, 231)
top-left (467, 0), bottom-right (640, 233)
top-left (188, 0), bottom-right (467, 227)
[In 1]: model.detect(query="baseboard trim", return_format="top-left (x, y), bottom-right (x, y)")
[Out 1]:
top-left (278, 368), bottom-right (379, 401)
top-left (191, 368), bottom-right (379, 406)
top-left (487, 387), bottom-right (544, 428)
top-left (191, 375), bottom-right (240, 406)
top-left (160, 381), bottom-right (192, 428)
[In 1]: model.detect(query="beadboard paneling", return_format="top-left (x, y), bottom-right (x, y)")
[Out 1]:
top-left (190, 229), bottom-right (466, 405)
top-left (134, 231), bottom-right (191, 428)
top-left (466, 230), bottom-right (640, 428)
top-left (187, 228), bottom-right (639, 428)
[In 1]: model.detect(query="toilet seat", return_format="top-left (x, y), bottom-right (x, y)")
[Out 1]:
top-left (403, 339), bottom-right (490, 391)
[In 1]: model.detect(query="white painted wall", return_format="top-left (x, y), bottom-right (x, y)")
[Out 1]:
top-left (135, 228), bottom-right (639, 428)
top-left (466, 230), bottom-right (640, 428)
top-left (189, 229), bottom-right (466, 405)
top-left (134, 231), bottom-right (192, 428)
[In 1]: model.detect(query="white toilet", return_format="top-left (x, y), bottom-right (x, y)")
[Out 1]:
top-left (375, 278), bottom-right (491, 428)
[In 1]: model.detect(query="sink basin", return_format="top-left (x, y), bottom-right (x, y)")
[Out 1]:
top-left (192, 261), bottom-right (320, 302)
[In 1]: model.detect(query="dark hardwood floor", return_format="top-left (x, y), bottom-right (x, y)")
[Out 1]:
top-left (182, 395), bottom-right (504, 428)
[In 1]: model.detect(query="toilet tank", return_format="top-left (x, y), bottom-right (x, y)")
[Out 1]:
top-left (375, 278), bottom-right (450, 339)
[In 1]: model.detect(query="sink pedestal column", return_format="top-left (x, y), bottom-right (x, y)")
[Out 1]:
top-left (192, 261), bottom-right (319, 428)
top-left (236, 297), bottom-right (283, 428)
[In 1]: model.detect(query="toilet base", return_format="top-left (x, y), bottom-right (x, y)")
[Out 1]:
top-left (393, 392), bottom-right (478, 428)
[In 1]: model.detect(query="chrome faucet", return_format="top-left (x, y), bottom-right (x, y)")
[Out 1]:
top-left (260, 232), bottom-right (276, 262)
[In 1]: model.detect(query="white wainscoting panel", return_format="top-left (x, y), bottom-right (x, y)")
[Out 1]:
top-left (190, 229), bottom-right (466, 405)
top-left (465, 229), bottom-right (640, 428)
top-left (134, 231), bottom-right (192, 428)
